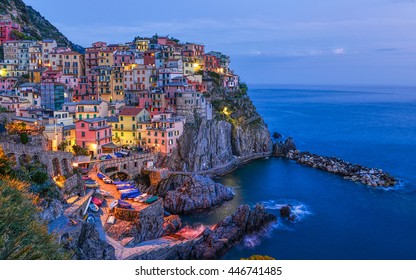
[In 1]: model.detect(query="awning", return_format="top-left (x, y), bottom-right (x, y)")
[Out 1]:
top-left (73, 155), bottom-right (92, 164)
top-left (102, 142), bottom-right (119, 149)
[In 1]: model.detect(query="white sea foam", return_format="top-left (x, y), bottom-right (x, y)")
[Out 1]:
top-left (261, 199), bottom-right (313, 222)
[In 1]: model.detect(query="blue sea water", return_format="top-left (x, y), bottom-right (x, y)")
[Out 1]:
top-left (183, 85), bottom-right (416, 260)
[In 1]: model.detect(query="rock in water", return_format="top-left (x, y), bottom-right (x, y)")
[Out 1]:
top-left (161, 174), bottom-right (234, 214)
top-left (280, 205), bottom-right (297, 222)
top-left (190, 204), bottom-right (277, 259)
top-left (273, 137), bottom-right (297, 157)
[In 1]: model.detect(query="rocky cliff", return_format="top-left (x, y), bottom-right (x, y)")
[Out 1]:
top-left (61, 223), bottom-right (116, 260)
top-left (0, 0), bottom-right (82, 50)
top-left (167, 77), bottom-right (272, 173)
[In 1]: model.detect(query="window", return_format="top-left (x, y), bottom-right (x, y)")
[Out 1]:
top-left (121, 132), bottom-right (124, 136)
top-left (120, 116), bottom-right (123, 121)
top-left (81, 132), bottom-right (85, 137)
top-left (132, 116), bottom-right (135, 121)
top-left (81, 123), bottom-right (85, 127)
top-left (132, 124), bottom-right (136, 130)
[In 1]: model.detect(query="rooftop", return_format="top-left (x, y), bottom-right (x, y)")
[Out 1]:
top-left (119, 106), bottom-right (145, 116)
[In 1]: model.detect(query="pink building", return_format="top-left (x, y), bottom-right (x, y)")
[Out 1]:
top-left (114, 50), bottom-right (135, 67)
top-left (139, 113), bottom-right (185, 154)
top-left (137, 91), bottom-right (152, 109)
top-left (0, 20), bottom-right (21, 45)
top-left (0, 77), bottom-right (18, 91)
top-left (75, 117), bottom-right (112, 157)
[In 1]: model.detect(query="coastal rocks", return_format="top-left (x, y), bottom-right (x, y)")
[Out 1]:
top-left (286, 150), bottom-right (396, 187)
top-left (279, 205), bottom-right (297, 222)
top-left (106, 199), bottom-right (165, 244)
top-left (38, 198), bottom-right (64, 223)
top-left (189, 204), bottom-right (277, 259)
top-left (162, 215), bottom-right (182, 236)
top-left (273, 137), bottom-right (297, 157)
top-left (61, 222), bottom-right (116, 260)
top-left (161, 174), bottom-right (234, 214)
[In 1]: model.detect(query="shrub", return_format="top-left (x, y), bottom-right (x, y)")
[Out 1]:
top-left (20, 132), bottom-right (29, 144)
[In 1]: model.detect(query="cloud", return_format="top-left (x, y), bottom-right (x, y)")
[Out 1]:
top-left (332, 48), bottom-right (346, 55)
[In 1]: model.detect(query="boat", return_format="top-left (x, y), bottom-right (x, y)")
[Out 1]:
top-left (109, 200), bottom-right (118, 210)
top-left (98, 189), bottom-right (112, 197)
top-left (117, 185), bottom-right (134, 191)
top-left (97, 173), bottom-right (106, 179)
top-left (103, 178), bottom-right (113, 184)
top-left (134, 193), bottom-right (149, 202)
top-left (106, 216), bottom-right (115, 224)
top-left (86, 215), bottom-right (95, 224)
top-left (89, 203), bottom-right (99, 212)
top-left (121, 189), bottom-right (141, 200)
top-left (117, 199), bottom-right (132, 209)
top-left (145, 195), bottom-right (158, 204)
top-left (85, 182), bottom-right (99, 189)
top-left (91, 197), bottom-right (103, 207)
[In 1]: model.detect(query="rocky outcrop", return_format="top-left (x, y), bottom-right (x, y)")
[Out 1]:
top-left (38, 199), bottom-right (64, 223)
top-left (157, 174), bottom-right (234, 214)
top-left (106, 199), bottom-right (165, 244)
top-left (280, 205), bottom-right (297, 222)
top-left (286, 150), bottom-right (396, 187)
top-left (273, 137), bottom-right (297, 157)
top-left (162, 215), bottom-right (182, 236)
top-left (128, 204), bottom-right (277, 260)
top-left (167, 120), bottom-right (234, 172)
top-left (61, 223), bottom-right (116, 260)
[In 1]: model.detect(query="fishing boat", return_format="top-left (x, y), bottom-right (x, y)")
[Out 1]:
top-left (98, 189), bottom-right (112, 197)
top-left (121, 189), bottom-right (141, 200)
top-left (134, 193), bottom-right (149, 202)
top-left (145, 195), bottom-right (158, 204)
top-left (117, 199), bottom-right (133, 209)
top-left (89, 203), bottom-right (99, 212)
top-left (91, 197), bottom-right (103, 207)
top-left (109, 200), bottom-right (118, 210)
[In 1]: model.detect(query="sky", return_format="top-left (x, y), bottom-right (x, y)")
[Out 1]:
top-left (24, 0), bottom-right (416, 85)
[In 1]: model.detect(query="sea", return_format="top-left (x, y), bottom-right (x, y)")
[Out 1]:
top-left (183, 85), bottom-right (416, 260)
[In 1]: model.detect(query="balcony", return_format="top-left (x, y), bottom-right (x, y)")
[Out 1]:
top-left (89, 124), bottom-right (111, 131)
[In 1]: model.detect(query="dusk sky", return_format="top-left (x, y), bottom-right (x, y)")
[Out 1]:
top-left (25, 0), bottom-right (416, 85)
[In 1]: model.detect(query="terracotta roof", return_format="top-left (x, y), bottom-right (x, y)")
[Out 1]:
top-left (119, 106), bottom-right (144, 116)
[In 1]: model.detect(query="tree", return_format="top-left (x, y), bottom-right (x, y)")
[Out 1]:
top-left (72, 145), bottom-right (89, 156)
top-left (57, 141), bottom-right (69, 151)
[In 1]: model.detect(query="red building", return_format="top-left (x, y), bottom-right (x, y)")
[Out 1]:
top-left (144, 50), bottom-right (157, 66)
top-left (0, 20), bottom-right (21, 45)
top-left (114, 50), bottom-right (135, 67)
top-left (205, 54), bottom-right (220, 72)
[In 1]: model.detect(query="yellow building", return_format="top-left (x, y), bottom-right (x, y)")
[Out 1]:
top-left (112, 107), bottom-right (150, 146)
top-left (63, 124), bottom-right (77, 153)
top-left (98, 49), bottom-right (114, 67)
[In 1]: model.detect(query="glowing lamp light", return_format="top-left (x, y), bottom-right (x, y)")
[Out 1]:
top-left (223, 107), bottom-right (231, 116)
top-left (72, 162), bottom-right (79, 168)
top-left (0, 69), bottom-right (7, 77)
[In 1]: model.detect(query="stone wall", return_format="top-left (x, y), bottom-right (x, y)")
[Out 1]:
top-left (0, 136), bottom-right (74, 178)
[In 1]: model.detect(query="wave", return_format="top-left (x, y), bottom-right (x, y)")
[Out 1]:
top-left (261, 199), bottom-right (313, 222)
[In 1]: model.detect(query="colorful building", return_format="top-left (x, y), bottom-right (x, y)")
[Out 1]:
top-left (0, 17), bottom-right (21, 45)
top-left (138, 113), bottom-right (185, 154)
top-left (75, 117), bottom-right (112, 157)
top-left (112, 106), bottom-right (150, 146)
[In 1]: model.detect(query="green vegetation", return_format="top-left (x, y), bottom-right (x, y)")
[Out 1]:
top-left (72, 145), bottom-right (89, 156)
top-left (0, 147), bottom-right (67, 259)
top-left (57, 141), bottom-right (69, 151)
top-left (0, 178), bottom-right (67, 259)
top-left (19, 132), bottom-right (28, 144)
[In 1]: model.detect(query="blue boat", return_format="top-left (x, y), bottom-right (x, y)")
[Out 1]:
top-left (121, 190), bottom-right (141, 200)
top-left (117, 185), bottom-right (134, 191)
top-left (113, 181), bottom-right (127, 185)
top-left (117, 199), bottom-right (132, 209)
top-left (97, 173), bottom-right (106, 179)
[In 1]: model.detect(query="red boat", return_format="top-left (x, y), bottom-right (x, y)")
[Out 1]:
top-left (91, 197), bottom-right (103, 207)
